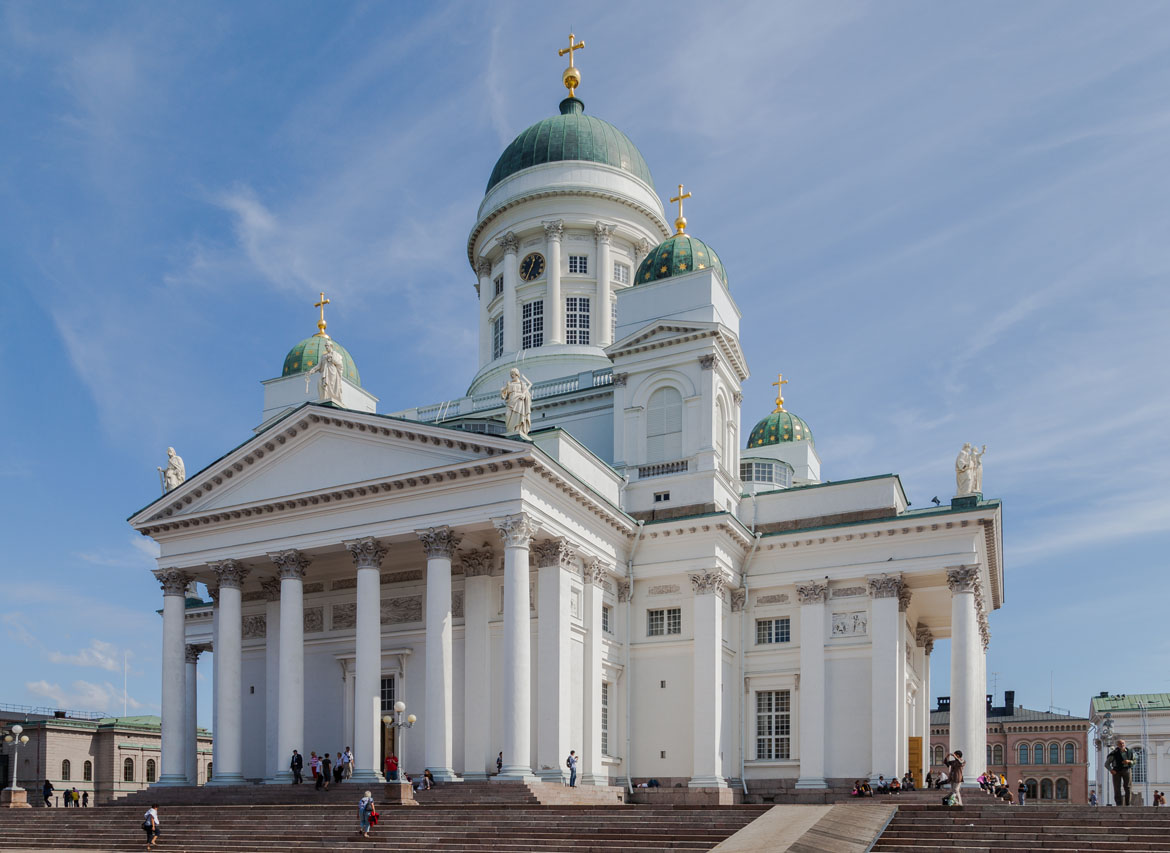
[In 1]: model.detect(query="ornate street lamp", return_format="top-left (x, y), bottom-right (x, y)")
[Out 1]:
top-left (2, 725), bottom-right (31, 808)
top-left (381, 701), bottom-right (416, 732)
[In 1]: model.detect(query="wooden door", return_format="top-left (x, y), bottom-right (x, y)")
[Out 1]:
top-left (908, 737), bottom-right (923, 787)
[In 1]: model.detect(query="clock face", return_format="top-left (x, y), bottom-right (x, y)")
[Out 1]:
top-left (519, 252), bottom-right (546, 282)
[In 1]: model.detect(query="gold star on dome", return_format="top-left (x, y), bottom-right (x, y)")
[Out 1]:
top-left (698, 263), bottom-right (706, 269)
top-left (678, 263), bottom-right (687, 270)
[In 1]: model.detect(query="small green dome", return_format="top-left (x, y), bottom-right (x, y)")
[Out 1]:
top-left (281, 335), bottom-right (361, 387)
top-left (486, 98), bottom-right (654, 193)
top-left (635, 233), bottom-right (728, 288)
top-left (748, 410), bottom-right (814, 447)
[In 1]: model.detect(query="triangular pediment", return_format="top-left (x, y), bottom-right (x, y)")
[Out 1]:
top-left (130, 405), bottom-right (523, 526)
top-left (606, 321), bottom-right (749, 381)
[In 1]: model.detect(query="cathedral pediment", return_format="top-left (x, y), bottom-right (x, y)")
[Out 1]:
top-left (129, 405), bottom-right (524, 529)
top-left (607, 321), bottom-right (748, 380)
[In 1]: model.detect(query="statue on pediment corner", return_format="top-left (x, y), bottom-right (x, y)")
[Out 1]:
top-left (306, 339), bottom-right (345, 405)
top-left (501, 368), bottom-right (534, 438)
top-left (158, 447), bottom-right (186, 493)
top-left (955, 442), bottom-right (986, 496)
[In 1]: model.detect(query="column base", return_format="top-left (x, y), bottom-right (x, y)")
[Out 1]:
top-left (205, 774), bottom-right (247, 787)
top-left (348, 770), bottom-right (386, 785)
top-left (495, 765), bottom-right (540, 783)
top-left (153, 774), bottom-right (191, 787)
top-left (536, 768), bottom-right (569, 784)
top-left (426, 768), bottom-right (463, 783)
top-left (688, 776), bottom-right (728, 788)
top-left (462, 771), bottom-right (489, 781)
top-left (263, 770), bottom-right (296, 785)
top-left (579, 773), bottom-right (609, 786)
top-left (795, 777), bottom-right (828, 789)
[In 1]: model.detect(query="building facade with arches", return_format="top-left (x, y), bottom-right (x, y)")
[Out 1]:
top-left (930, 691), bottom-right (1089, 803)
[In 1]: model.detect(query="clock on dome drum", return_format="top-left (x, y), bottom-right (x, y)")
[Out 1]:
top-left (519, 252), bottom-right (545, 281)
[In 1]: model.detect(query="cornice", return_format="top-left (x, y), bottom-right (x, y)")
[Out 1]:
top-left (757, 516), bottom-right (979, 552)
top-left (641, 515), bottom-right (753, 552)
top-left (608, 323), bottom-right (748, 382)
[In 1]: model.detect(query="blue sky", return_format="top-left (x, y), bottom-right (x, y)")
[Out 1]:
top-left (2, 2), bottom-right (1169, 735)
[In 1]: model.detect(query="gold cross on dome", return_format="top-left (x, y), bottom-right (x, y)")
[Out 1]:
top-left (558, 32), bottom-right (585, 96)
top-left (314, 291), bottom-right (331, 337)
top-left (772, 373), bottom-right (789, 413)
top-left (559, 32), bottom-right (585, 65)
top-left (670, 183), bottom-right (692, 234)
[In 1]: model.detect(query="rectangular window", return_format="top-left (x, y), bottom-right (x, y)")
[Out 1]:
top-left (493, 274), bottom-right (503, 298)
top-left (568, 255), bottom-right (588, 274)
top-left (648, 607), bottom-right (681, 636)
top-left (611, 300), bottom-right (617, 342)
top-left (492, 315), bottom-right (504, 360)
top-left (614, 261), bottom-right (630, 285)
top-left (756, 690), bottom-right (791, 760)
top-left (653, 491), bottom-right (670, 503)
top-left (566, 297), bottom-right (591, 345)
top-left (602, 604), bottom-right (613, 634)
top-left (601, 681), bottom-right (610, 755)
top-left (380, 676), bottom-right (396, 713)
top-left (521, 300), bottom-right (544, 349)
top-left (756, 617), bottom-right (791, 645)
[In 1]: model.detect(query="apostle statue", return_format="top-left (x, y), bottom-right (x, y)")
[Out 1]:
top-left (305, 340), bottom-right (345, 405)
top-left (158, 447), bottom-right (186, 493)
top-left (955, 442), bottom-right (986, 496)
top-left (500, 367), bottom-right (534, 438)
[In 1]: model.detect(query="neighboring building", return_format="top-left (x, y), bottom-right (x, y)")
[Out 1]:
top-left (0, 707), bottom-right (212, 804)
top-left (1089, 692), bottom-right (1170, 807)
top-left (930, 691), bottom-right (1090, 802)
top-left (129, 43), bottom-right (1005, 791)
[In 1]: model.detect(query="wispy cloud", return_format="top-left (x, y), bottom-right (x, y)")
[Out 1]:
top-left (46, 639), bottom-right (126, 673)
top-left (26, 679), bottom-right (145, 714)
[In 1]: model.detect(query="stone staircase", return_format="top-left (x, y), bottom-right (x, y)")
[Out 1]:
top-left (873, 803), bottom-right (1170, 851)
top-left (0, 801), bottom-right (769, 852)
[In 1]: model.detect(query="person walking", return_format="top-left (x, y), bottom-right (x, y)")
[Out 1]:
top-left (566, 750), bottom-right (578, 787)
top-left (342, 747), bottom-right (354, 780)
top-left (944, 750), bottom-right (965, 806)
top-left (290, 749), bottom-right (304, 784)
top-left (317, 753), bottom-right (331, 791)
top-left (496, 752), bottom-right (503, 775)
top-left (334, 752), bottom-right (344, 784)
top-left (142, 804), bottom-right (160, 848)
top-left (309, 751), bottom-right (319, 781)
top-left (42, 780), bottom-right (53, 807)
top-left (71, 788), bottom-right (80, 807)
top-left (82, 790), bottom-right (89, 808)
top-left (1105, 739), bottom-right (1136, 806)
top-left (1089, 790), bottom-right (1098, 806)
top-left (357, 790), bottom-right (375, 838)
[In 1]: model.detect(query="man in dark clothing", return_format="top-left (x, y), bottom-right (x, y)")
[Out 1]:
top-left (42, 780), bottom-right (53, 807)
top-left (1105, 739), bottom-right (1136, 806)
top-left (290, 749), bottom-right (304, 784)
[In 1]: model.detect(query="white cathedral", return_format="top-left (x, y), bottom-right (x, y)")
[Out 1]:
top-left (131, 44), bottom-right (1003, 793)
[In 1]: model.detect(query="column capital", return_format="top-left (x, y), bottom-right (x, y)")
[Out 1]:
top-left (634, 236), bottom-right (653, 263)
top-left (689, 570), bottom-right (727, 597)
top-left (946, 566), bottom-right (980, 594)
top-left (185, 644), bottom-right (209, 664)
top-left (796, 582), bottom-right (828, 605)
top-left (476, 258), bottom-right (493, 278)
top-left (867, 573), bottom-right (904, 599)
top-left (493, 513), bottom-right (539, 548)
top-left (211, 560), bottom-right (249, 590)
top-left (617, 581), bottom-right (632, 602)
top-left (260, 577), bottom-right (282, 602)
top-left (269, 549), bottom-right (310, 580)
top-left (612, 372), bottom-right (628, 387)
top-left (154, 568), bottom-right (192, 596)
top-left (898, 586), bottom-right (913, 613)
top-left (915, 624), bottom-right (934, 655)
top-left (458, 547), bottom-right (496, 577)
top-left (732, 389), bottom-right (744, 404)
top-left (532, 538), bottom-right (576, 571)
top-left (345, 536), bottom-right (387, 570)
top-left (416, 526), bottom-right (463, 559)
top-left (730, 589), bottom-right (747, 612)
top-left (497, 231), bottom-right (519, 254)
top-left (699, 354), bottom-right (717, 371)
top-left (207, 582), bottom-right (220, 604)
top-left (594, 221), bottom-right (615, 244)
top-left (582, 558), bottom-right (609, 587)
top-left (543, 219), bottom-right (564, 240)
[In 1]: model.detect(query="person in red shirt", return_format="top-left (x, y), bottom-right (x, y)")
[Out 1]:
top-left (384, 754), bottom-right (399, 781)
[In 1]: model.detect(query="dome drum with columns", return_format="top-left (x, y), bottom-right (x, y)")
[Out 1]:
top-left (133, 35), bottom-right (1004, 799)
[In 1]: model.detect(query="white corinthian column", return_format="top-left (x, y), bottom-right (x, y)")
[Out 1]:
top-left (268, 549), bottom-right (310, 784)
top-left (869, 573), bottom-right (903, 784)
top-left (154, 568), bottom-right (192, 786)
top-left (185, 644), bottom-right (205, 785)
top-left (460, 549), bottom-right (496, 779)
top-left (345, 537), bottom-right (387, 784)
top-left (477, 259), bottom-right (493, 366)
top-left (690, 570), bottom-right (728, 788)
top-left (544, 220), bottom-right (564, 345)
top-left (948, 566), bottom-right (981, 786)
top-left (581, 559), bottom-right (608, 786)
top-left (492, 513), bottom-right (539, 782)
top-left (795, 582), bottom-right (828, 788)
top-left (418, 526), bottom-right (462, 782)
top-left (535, 538), bottom-right (575, 782)
top-left (595, 222), bottom-right (615, 347)
top-left (260, 577), bottom-right (281, 780)
top-left (207, 560), bottom-right (249, 785)
top-left (498, 232), bottom-right (519, 355)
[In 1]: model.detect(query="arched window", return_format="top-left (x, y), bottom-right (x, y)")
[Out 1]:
top-left (933, 744), bottom-right (945, 765)
top-left (715, 399), bottom-right (726, 469)
top-left (1026, 778), bottom-right (1039, 800)
top-left (1133, 747), bottom-right (1147, 784)
top-left (61, 759), bottom-right (71, 781)
top-left (83, 760), bottom-right (92, 782)
top-left (1064, 742), bottom-right (1075, 765)
top-left (993, 744), bottom-right (1004, 765)
top-left (1049, 743), bottom-right (1060, 764)
top-left (146, 759), bottom-right (156, 783)
top-left (1041, 778), bottom-right (1054, 799)
top-left (1056, 778), bottom-right (1069, 799)
top-left (986, 745), bottom-right (992, 765)
top-left (1018, 743), bottom-right (1030, 764)
top-left (1033, 744), bottom-right (1044, 765)
top-left (646, 387), bottom-right (683, 463)
top-left (123, 757), bottom-right (134, 782)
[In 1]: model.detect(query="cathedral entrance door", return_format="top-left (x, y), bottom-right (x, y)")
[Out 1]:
top-left (907, 737), bottom-right (922, 788)
top-left (381, 724), bottom-right (396, 771)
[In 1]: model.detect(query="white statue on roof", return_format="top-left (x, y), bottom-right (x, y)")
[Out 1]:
top-left (305, 339), bottom-right (345, 405)
top-left (501, 368), bottom-right (534, 438)
top-left (955, 442), bottom-right (986, 496)
top-left (158, 447), bottom-right (186, 493)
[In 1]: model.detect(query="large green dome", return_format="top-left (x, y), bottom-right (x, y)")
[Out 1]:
top-left (281, 335), bottom-right (361, 387)
top-left (748, 410), bottom-right (814, 447)
top-left (486, 98), bottom-right (654, 193)
top-left (635, 233), bottom-right (728, 288)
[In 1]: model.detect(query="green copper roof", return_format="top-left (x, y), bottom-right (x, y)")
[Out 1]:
top-left (281, 335), bottom-right (361, 387)
top-left (1090, 693), bottom-right (1170, 714)
top-left (635, 233), bottom-right (728, 288)
top-left (486, 98), bottom-right (654, 193)
top-left (748, 410), bottom-right (814, 447)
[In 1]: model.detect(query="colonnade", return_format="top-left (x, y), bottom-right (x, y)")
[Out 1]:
top-left (153, 512), bottom-right (616, 787)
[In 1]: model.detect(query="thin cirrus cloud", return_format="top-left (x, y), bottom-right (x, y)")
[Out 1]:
top-left (26, 679), bottom-right (145, 714)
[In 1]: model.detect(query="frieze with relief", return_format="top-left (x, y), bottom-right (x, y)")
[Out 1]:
top-left (303, 607), bottom-right (324, 633)
top-left (831, 611), bottom-right (868, 637)
top-left (243, 615), bottom-right (266, 640)
top-left (381, 595), bottom-right (423, 624)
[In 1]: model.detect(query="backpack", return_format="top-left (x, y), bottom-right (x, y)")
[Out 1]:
top-left (566, 756), bottom-right (572, 768)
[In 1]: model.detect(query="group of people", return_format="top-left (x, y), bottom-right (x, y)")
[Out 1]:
top-left (288, 747), bottom-right (356, 789)
top-left (40, 780), bottom-right (87, 808)
top-left (869, 773), bottom-right (918, 794)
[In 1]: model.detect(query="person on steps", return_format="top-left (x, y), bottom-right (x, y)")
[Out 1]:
top-left (566, 751), bottom-right (578, 787)
top-left (385, 753), bottom-right (399, 782)
top-left (1105, 739), bottom-right (1136, 806)
top-left (357, 790), bottom-right (375, 838)
top-left (142, 804), bottom-right (160, 848)
top-left (290, 749), bottom-right (303, 784)
top-left (944, 750), bottom-right (965, 806)
top-left (42, 780), bottom-right (53, 807)
top-left (318, 753), bottom-right (331, 791)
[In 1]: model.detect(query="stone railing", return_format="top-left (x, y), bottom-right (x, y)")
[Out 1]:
top-left (406, 368), bottom-right (613, 423)
top-left (636, 459), bottom-right (689, 480)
